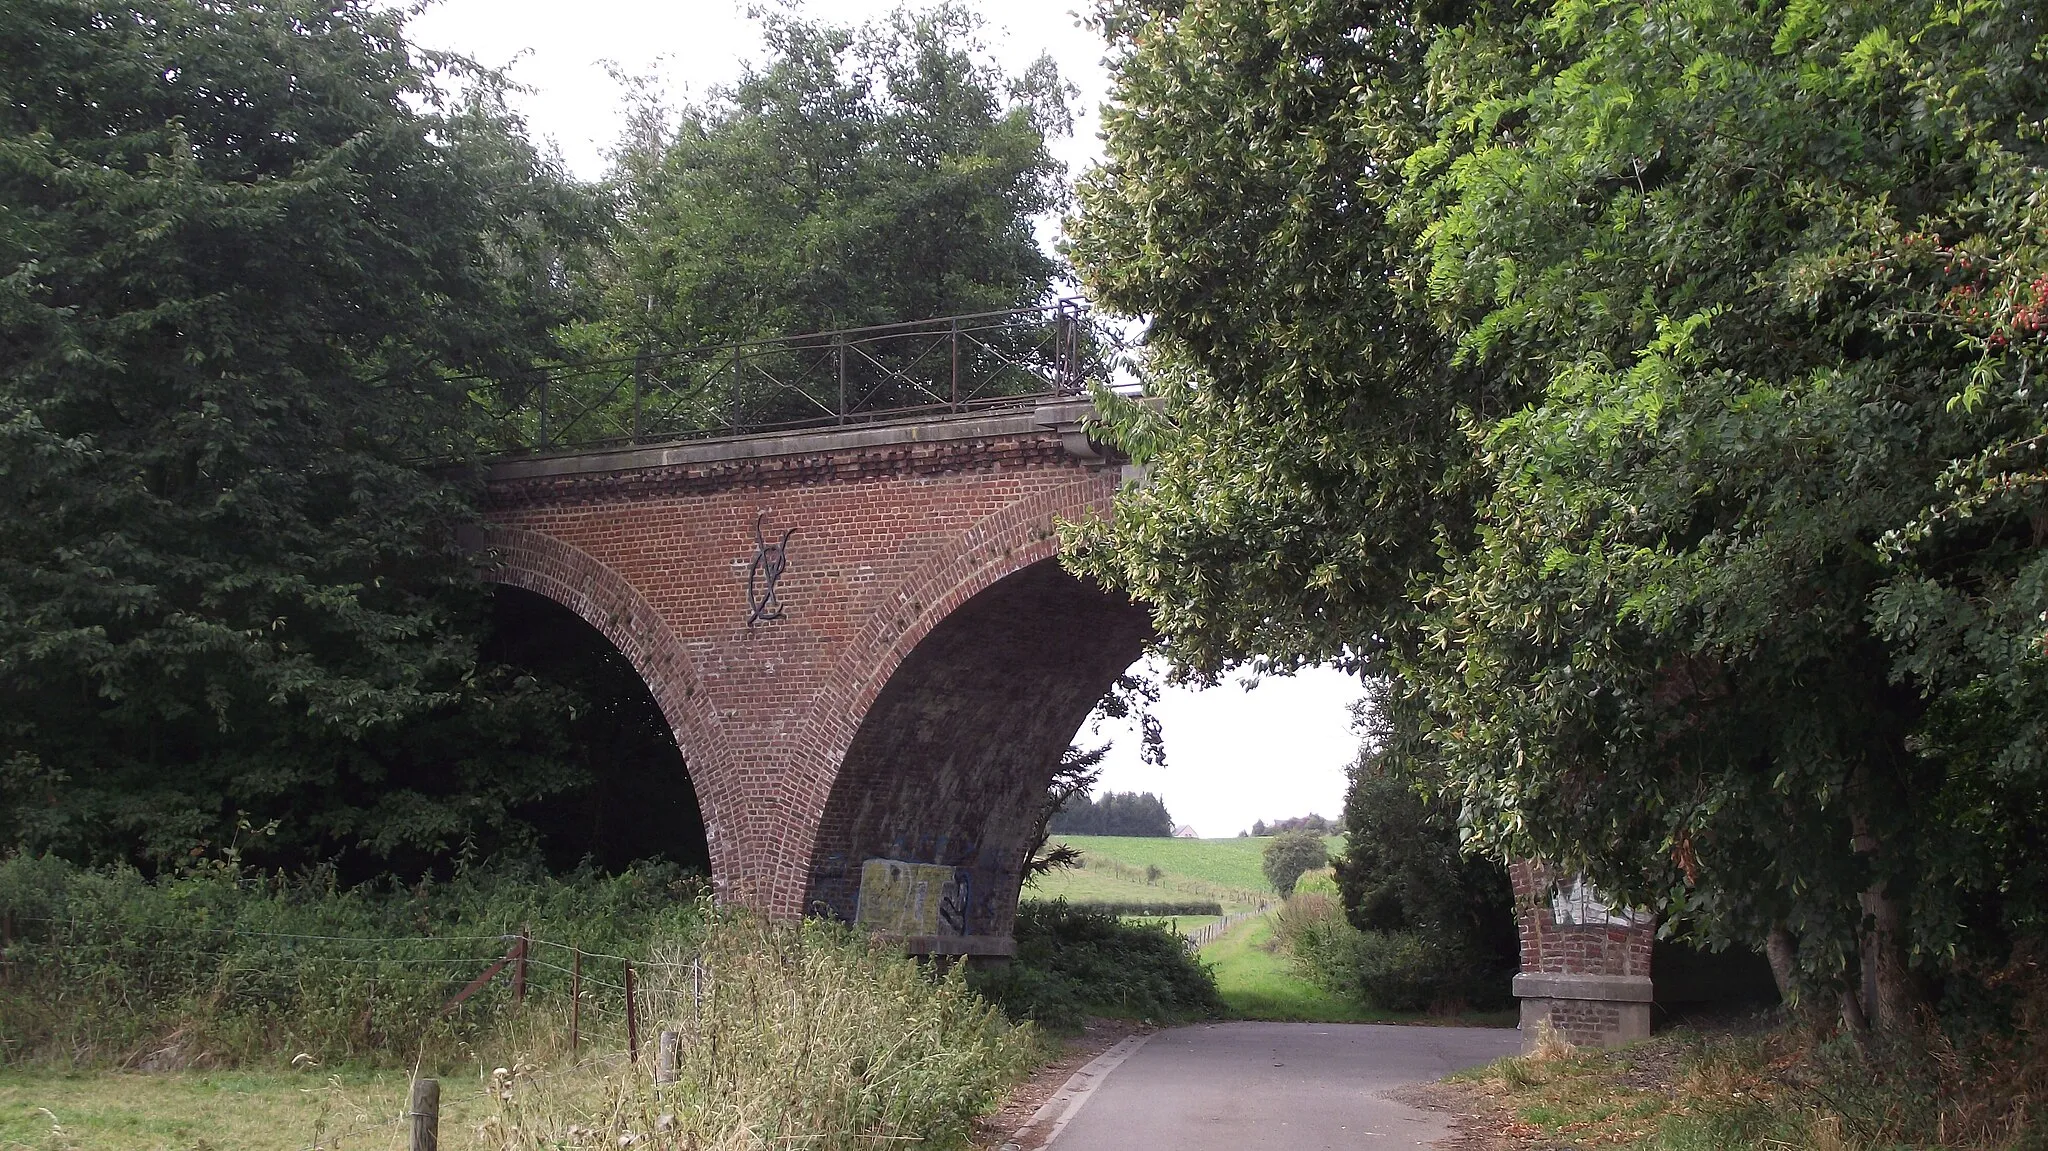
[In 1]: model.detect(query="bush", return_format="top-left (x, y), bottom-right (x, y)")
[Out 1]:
top-left (1275, 892), bottom-right (1511, 1012)
top-left (1068, 900), bottom-right (1222, 917)
top-left (969, 899), bottom-right (1223, 1030)
top-left (0, 852), bottom-right (705, 1067)
top-left (482, 914), bottom-right (1037, 1150)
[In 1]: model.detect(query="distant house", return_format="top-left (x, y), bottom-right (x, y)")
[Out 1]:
top-left (1173, 824), bottom-right (1200, 839)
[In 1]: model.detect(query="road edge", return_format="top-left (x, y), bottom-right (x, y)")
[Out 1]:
top-left (997, 1031), bottom-right (1154, 1151)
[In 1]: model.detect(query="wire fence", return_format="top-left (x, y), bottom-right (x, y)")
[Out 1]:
top-left (0, 912), bottom-right (708, 1071)
top-left (1184, 907), bottom-right (1270, 949)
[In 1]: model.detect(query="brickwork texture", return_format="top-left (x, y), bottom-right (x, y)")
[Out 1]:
top-left (481, 427), bottom-right (1148, 942)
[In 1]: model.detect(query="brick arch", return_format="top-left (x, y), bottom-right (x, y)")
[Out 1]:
top-left (478, 526), bottom-right (743, 892)
top-left (786, 477), bottom-right (1154, 934)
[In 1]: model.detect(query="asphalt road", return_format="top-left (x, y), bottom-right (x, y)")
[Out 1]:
top-left (1043, 1021), bottom-right (1521, 1151)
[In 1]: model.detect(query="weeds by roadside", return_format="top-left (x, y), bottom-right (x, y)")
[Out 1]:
top-left (1440, 1015), bottom-right (2048, 1150)
top-left (474, 915), bottom-right (1039, 1150)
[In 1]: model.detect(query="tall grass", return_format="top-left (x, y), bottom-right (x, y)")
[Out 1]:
top-left (0, 852), bottom-right (704, 1068)
top-left (479, 915), bottom-right (1039, 1150)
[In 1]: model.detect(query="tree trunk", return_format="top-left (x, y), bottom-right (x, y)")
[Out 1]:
top-left (1765, 924), bottom-right (1798, 1006)
top-left (1860, 883), bottom-right (1917, 1036)
top-left (1848, 764), bottom-right (1920, 1040)
top-left (1841, 984), bottom-right (1871, 1043)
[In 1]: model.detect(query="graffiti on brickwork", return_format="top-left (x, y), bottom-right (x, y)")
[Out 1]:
top-left (854, 859), bottom-right (972, 936)
top-left (746, 513), bottom-right (795, 627)
top-left (1550, 874), bottom-right (1654, 928)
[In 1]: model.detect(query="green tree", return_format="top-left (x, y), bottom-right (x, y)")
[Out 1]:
top-left (1261, 829), bottom-right (1329, 897)
top-left (578, 4), bottom-right (1075, 432)
top-left (1335, 755), bottom-right (1515, 975)
top-left (0, 0), bottom-right (603, 870)
top-left (1064, 0), bottom-right (2048, 1040)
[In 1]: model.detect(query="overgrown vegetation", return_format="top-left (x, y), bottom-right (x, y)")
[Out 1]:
top-left (1276, 893), bottom-right (1512, 1013)
top-left (0, 904), bottom-right (1036, 1150)
top-left (968, 899), bottom-right (1222, 1031)
top-left (1298, 757), bottom-right (1519, 1012)
top-left (0, 853), bottom-right (703, 1068)
top-left (479, 916), bottom-right (1038, 1151)
top-left (1455, 1015), bottom-right (2048, 1150)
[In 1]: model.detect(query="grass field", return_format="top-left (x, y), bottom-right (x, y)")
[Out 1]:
top-left (1023, 834), bottom-right (1346, 914)
top-left (1050, 835), bottom-right (1344, 894)
top-left (0, 1067), bottom-right (479, 1151)
top-left (1020, 861), bottom-right (1217, 907)
top-left (1199, 914), bottom-right (1399, 1023)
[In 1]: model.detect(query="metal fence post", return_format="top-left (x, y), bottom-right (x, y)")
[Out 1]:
top-left (569, 946), bottom-right (581, 1055)
top-left (950, 317), bottom-right (960, 410)
top-left (836, 334), bottom-right (847, 423)
top-left (625, 960), bottom-right (639, 1064)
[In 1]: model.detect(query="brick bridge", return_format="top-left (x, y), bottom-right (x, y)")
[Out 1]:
top-left (480, 399), bottom-right (1656, 1046)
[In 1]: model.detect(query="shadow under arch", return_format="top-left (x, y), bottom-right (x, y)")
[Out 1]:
top-left (478, 526), bottom-right (731, 882)
top-left (804, 557), bottom-right (1153, 945)
top-left (486, 586), bottom-right (711, 873)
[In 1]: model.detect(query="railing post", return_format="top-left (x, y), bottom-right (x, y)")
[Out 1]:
top-left (633, 344), bottom-right (647, 443)
top-left (836, 334), bottom-right (847, 424)
top-left (537, 373), bottom-right (550, 451)
top-left (1057, 301), bottom-right (1079, 394)
top-left (950, 317), bottom-right (960, 411)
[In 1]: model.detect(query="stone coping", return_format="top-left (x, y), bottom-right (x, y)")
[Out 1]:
top-left (1512, 973), bottom-right (1655, 1003)
top-left (487, 400), bottom-right (1099, 482)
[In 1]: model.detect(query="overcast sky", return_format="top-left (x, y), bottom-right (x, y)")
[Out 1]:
top-left (401, 0), bottom-right (1364, 836)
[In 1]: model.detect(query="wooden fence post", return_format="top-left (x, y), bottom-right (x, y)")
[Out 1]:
top-left (408, 1078), bottom-right (439, 1151)
top-left (624, 960), bottom-right (639, 1064)
top-left (569, 946), bottom-right (581, 1055)
top-left (656, 1029), bottom-right (678, 1085)
top-left (511, 925), bottom-right (529, 1007)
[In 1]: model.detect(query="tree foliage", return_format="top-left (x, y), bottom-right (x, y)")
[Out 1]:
top-left (1335, 756), bottom-right (1515, 970)
top-left (1048, 789), bottom-right (1175, 838)
top-left (1249, 814), bottom-right (1335, 837)
top-left (582, 4), bottom-right (1075, 428)
top-left (1065, 0), bottom-right (2048, 1036)
top-left (0, 0), bottom-right (607, 871)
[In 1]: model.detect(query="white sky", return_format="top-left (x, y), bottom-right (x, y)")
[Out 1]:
top-left (401, 0), bottom-right (1364, 836)
top-left (1085, 659), bottom-right (1362, 838)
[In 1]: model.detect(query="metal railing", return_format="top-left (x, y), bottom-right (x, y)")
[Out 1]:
top-left (480, 299), bottom-right (1113, 456)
